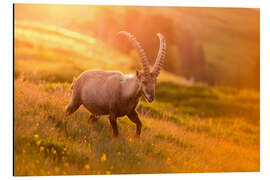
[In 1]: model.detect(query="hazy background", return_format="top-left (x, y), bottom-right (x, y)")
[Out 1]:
top-left (15, 4), bottom-right (260, 90)
top-left (14, 4), bottom-right (260, 176)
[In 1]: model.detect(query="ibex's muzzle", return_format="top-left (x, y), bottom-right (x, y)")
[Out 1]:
top-left (145, 95), bottom-right (154, 103)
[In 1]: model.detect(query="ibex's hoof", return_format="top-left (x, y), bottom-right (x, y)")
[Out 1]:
top-left (112, 135), bottom-right (120, 140)
top-left (134, 134), bottom-right (141, 138)
top-left (65, 111), bottom-right (70, 117)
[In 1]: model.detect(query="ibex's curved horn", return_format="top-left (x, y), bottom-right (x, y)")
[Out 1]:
top-left (118, 31), bottom-right (150, 77)
top-left (152, 33), bottom-right (166, 78)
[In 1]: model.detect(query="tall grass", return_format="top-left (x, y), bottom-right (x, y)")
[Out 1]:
top-left (14, 22), bottom-right (260, 176)
top-left (14, 78), bottom-right (259, 175)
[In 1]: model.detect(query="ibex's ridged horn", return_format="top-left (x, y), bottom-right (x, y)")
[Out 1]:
top-left (118, 31), bottom-right (150, 77)
top-left (152, 33), bottom-right (166, 78)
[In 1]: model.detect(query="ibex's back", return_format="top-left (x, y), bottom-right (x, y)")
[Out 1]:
top-left (66, 31), bottom-right (166, 137)
top-left (66, 70), bottom-right (141, 117)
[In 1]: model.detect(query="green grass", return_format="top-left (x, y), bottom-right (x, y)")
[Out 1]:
top-left (14, 22), bottom-right (260, 176)
top-left (14, 78), bottom-right (259, 175)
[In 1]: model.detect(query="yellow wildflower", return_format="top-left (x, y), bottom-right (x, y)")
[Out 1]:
top-left (167, 157), bottom-right (172, 165)
top-left (117, 152), bottom-right (121, 155)
top-left (101, 153), bottom-right (107, 162)
top-left (40, 146), bottom-right (44, 152)
top-left (106, 171), bottom-right (111, 175)
top-left (34, 134), bottom-right (39, 139)
top-left (84, 164), bottom-right (90, 170)
top-left (51, 147), bottom-right (57, 155)
top-left (55, 167), bottom-right (59, 172)
top-left (36, 140), bottom-right (41, 146)
top-left (64, 162), bottom-right (69, 168)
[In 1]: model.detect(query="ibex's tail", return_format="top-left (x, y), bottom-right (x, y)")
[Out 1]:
top-left (66, 77), bottom-right (81, 116)
top-left (71, 77), bottom-right (77, 90)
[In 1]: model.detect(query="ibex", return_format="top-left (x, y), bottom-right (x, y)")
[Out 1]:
top-left (66, 31), bottom-right (166, 137)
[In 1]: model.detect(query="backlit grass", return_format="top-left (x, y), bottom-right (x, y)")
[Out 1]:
top-left (14, 22), bottom-right (260, 176)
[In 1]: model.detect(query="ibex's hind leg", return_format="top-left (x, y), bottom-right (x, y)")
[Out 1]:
top-left (127, 110), bottom-right (142, 137)
top-left (109, 114), bottom-right (119, 137)
top-left (88, 114), bottom-right (99, 124)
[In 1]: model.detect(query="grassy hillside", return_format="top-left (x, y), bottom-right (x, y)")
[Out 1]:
top-left (14, 22), bottom-right (260, 176)
top-left (14, 21), bottom-right (183, 84)
top-left (14, 21), bottom-right (131, 82)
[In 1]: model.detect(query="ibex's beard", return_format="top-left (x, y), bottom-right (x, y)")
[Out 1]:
top-left (144, 94), bottom-right (154, 103)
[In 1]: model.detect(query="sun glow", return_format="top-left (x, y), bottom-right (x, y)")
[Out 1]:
top-left (14, 4), bottom-right (260, 176)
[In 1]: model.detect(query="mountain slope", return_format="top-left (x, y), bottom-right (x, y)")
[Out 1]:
top-left (14, 21), bottom-right (183, 84)
top-left (14, 22), bottom-right (260, 175)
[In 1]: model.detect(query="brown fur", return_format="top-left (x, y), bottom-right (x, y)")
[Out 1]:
top-left (66, 31), bottom-right (166, 137)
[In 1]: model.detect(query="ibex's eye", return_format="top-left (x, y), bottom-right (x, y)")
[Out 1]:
top-left (142, 80), bottom-right (149, 85)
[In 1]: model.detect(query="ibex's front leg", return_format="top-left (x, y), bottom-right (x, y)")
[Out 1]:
top-left (109, 114), bottom-right (119, 137)
top-left (88, 114), bottom-right (99, 124)
top-left (127, 110), bottom-right (142, 137)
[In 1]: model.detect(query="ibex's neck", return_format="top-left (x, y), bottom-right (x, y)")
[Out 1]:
top-left (121, 74), bottom-right (141, 100)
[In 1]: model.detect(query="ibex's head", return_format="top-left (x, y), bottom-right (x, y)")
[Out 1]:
top-left (118, 31), bottom-right (166, 103)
